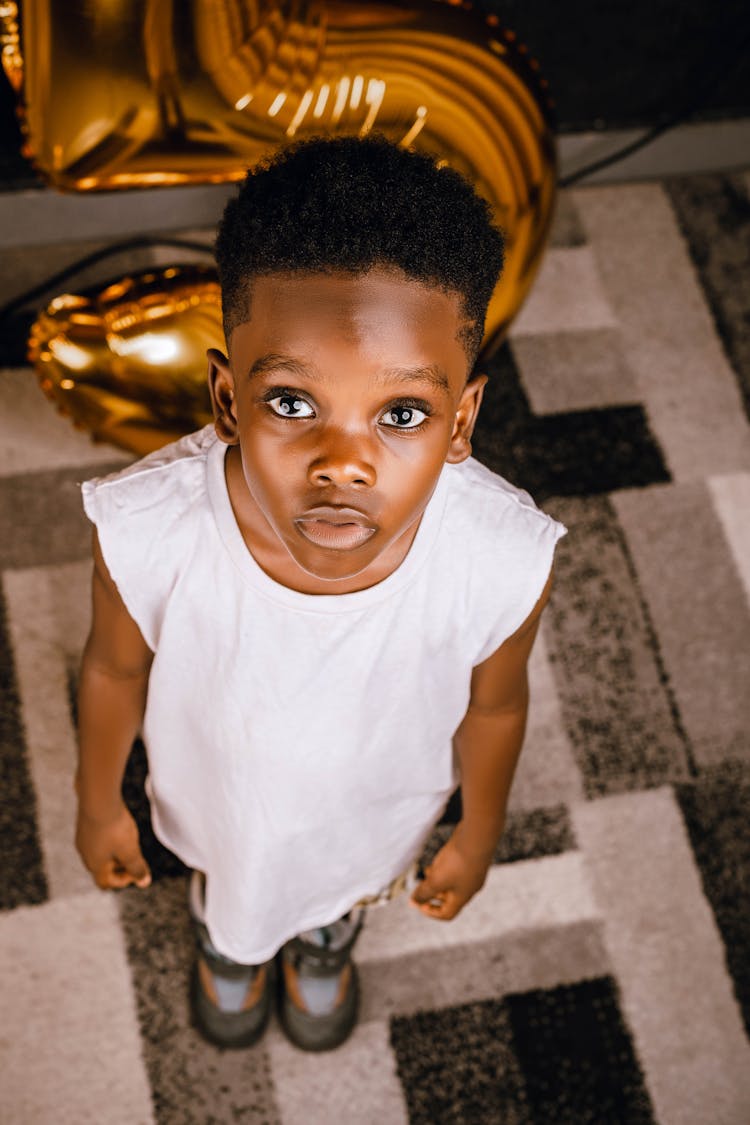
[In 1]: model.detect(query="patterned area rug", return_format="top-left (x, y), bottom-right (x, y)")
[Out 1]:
top-left (2, 171), bottom-right (749, 1124)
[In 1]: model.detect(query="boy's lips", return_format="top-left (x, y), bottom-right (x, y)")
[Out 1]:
top-left (295, 505), bottom-right (377, 550)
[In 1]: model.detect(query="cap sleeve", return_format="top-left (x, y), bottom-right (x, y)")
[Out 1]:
top-left (81, 431), bottom-right (211, 651)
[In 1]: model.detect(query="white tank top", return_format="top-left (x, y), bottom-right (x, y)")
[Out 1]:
top-left (83, 426), bottom-right (565, 962)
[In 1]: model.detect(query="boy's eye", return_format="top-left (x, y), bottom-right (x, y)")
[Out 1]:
top-left (266, 393), bottom-right (314, 418)
top-left (380, 405), bottom-right (428, 429)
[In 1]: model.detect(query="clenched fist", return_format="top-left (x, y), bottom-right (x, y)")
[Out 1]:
top-left (410, 825), bottom-right (493, 921)
top-left (75, 800), bottom-right (151, 890)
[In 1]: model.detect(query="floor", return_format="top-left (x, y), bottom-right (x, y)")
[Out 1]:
top-left (1, 169), bottom-right (750, 1123)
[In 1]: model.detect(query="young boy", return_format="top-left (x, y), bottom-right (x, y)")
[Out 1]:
top-left (75, 136), bottom-right (565, 1052)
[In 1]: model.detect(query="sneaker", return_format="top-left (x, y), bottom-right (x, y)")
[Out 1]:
top-left (278, 910), bottom-right (365, 1051)
top-left (188, 871), bottom-right (273, 1048)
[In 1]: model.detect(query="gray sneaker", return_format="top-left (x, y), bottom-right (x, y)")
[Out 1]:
top-left (278, 910), bottom-right (365, 1052)
top-left (188, 872), bottom-right (273, 1048)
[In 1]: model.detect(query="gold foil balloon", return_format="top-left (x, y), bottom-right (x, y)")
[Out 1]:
top-left (11, 0), bottom-right (558, 452)
top-left (29, 266), bottom-right (221, 454)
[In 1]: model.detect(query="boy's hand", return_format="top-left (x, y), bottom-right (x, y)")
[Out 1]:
top-left (75, 801), bottom-right (151, 890)
top-left (410, 825), bottom-right (493, 921)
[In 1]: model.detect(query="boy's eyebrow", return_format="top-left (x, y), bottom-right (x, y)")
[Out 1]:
top-left (378, 364), bottom-right (451, 393)
top-left (247, 354), bottom-right (451, 393)
top-left (246, 354), bottom-right (311, 381)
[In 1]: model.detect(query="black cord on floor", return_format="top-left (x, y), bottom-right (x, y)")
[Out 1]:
top-left (559, 119), bottom-right (685, 189)
top-left (0, 235), bottom-right (215, 322)
top-left (558, 25), bottom-right (750, 188)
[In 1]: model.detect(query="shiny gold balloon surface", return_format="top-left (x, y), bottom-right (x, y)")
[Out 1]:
top-left (29, 266), bottom-right (221, 454)
top-left (14, 0), bottom-right (558, 453)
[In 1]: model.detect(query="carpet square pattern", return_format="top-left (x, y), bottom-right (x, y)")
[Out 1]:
top-left (1, 171), bottom-right (749, 1123)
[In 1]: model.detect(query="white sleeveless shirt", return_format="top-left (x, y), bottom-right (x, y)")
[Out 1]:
top-left (82, 425), bottom-right (565, 962)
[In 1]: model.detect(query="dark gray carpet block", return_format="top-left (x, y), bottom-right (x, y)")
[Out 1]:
top-left (422, 804), bottom-right (574, 868)
top-left (542, 494), bottom-right (693, 797)
top-left (507, 977), bottom-right (655, 1125)
top-left (0, 586), bottom-right (47, 909)
top-left (119, 876), bottom-right (281, 1125)
top-left (494, 804), bottom-right (575, 862)
top-left (472, 346), bottom-right (670, 501)
top-left (676, 761), bottom-right (750, 1038)
top-left (666, 173), bottom-right (750, 421)
top-left (390, 998), bottom-right (532, 1125)
top-left (0, 462), bottom-right (122, 570)
top-left (390, 977), bottom-right (654, 1125)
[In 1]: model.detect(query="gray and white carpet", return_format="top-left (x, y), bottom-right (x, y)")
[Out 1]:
top-left (2, 171), bottom-right (749, 1123)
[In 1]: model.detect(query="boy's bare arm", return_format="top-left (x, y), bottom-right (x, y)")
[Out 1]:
top-left (411, 571), bottom-right (552, 920)
top-left (75, 530), bottom-right (154, 889)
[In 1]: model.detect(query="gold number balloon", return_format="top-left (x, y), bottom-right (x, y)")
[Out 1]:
top-left (10, 1), bottom-right (557, 453)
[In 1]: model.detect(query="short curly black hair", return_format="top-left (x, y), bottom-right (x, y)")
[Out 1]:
top-left (215, 135), bottom-right (504, 361)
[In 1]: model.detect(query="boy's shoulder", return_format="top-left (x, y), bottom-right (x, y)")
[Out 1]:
top-left (444, 456), bottom-right (561, 539)
top-left (81, 425), bottom-right (220, 544)
top-left (80, 426), bottom-right (220, 650)
top-left (439, 459), bottom-right (565, 661)
top-left (82, 424), bottom-right (217, 513)
top-left (81, 423), bottom-right (218, 568)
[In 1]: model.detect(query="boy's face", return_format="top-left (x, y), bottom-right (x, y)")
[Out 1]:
top-left (208, 268), bottom-right (486, 591)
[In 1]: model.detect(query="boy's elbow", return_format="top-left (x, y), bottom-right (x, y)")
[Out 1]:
top-left (466, 672), bottom-right (530, 719)
top-left (81, 637), bottom-right (153, 683)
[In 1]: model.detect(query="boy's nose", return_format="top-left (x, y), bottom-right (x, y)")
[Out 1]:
top-left (307, 432), bottom-right (376, 488)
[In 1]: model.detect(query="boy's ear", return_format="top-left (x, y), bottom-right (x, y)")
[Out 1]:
top-left (207, 348), bottom-right (239, 444)
top-left (445, 373), bottom-right (487, 464)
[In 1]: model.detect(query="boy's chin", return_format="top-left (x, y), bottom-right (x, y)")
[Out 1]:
top-left (282, 534), bottom-right (387, 587)
top-left (292, 550), bottom-right (376, 584)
